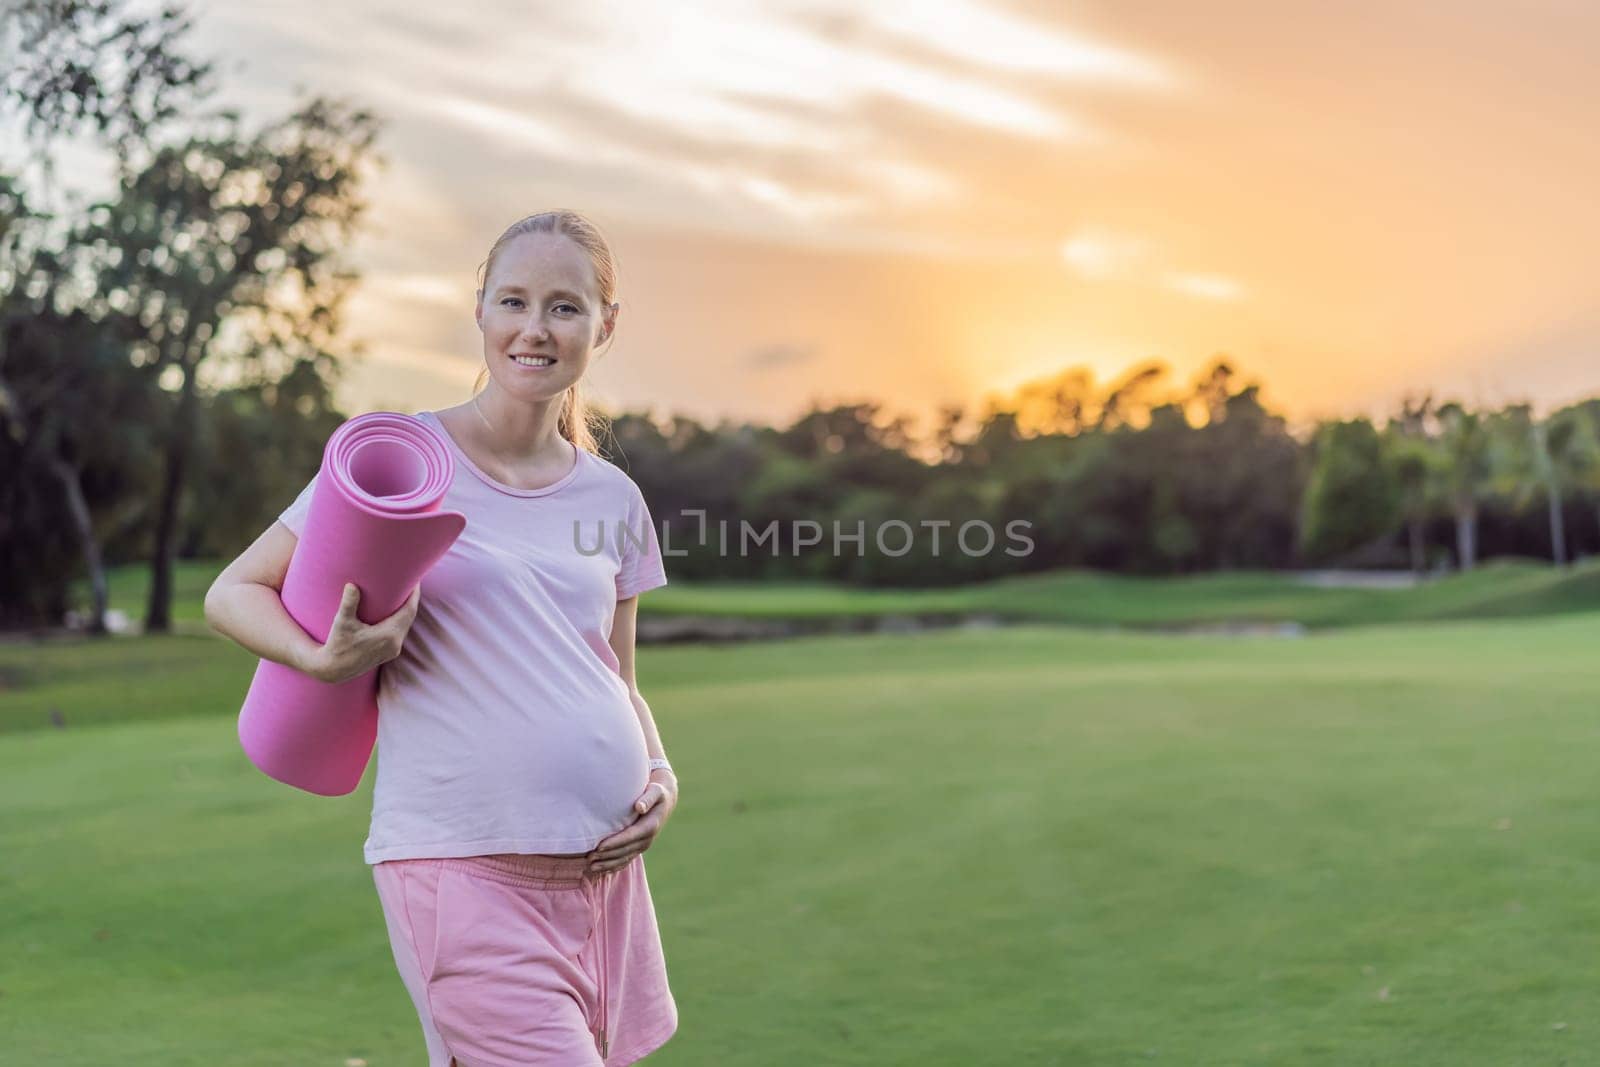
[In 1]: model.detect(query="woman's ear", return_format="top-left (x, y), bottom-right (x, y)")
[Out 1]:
top-left (474, 290), bottom-right (484, 331)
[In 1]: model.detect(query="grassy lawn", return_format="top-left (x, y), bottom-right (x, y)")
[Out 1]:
top-left (4, 613), bottom-right (1600, 1063)
top-left (71, 556), bottom-right (1600, 636)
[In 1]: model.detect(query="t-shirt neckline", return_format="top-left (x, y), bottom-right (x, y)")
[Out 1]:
top-left (418, 409), bottom-right (584, 498)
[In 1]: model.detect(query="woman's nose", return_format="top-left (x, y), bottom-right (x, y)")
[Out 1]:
top-left (518, 316), bottom-right (550, 341)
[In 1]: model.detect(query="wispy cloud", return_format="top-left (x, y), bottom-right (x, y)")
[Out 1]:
top-left (850, 0), bottom-right (1175, 85)
top-left (372, 271), bottom-right (471, 308)
top-left (746, 342), bottom-right (818, 369)
top-left (219, 0), bottom-right (1174, 242)
top-left (188, 1), bottom-right (1600, 427)
top-left (1059, 228), bottom-right (1152, 280)
top-left (1060, 227), bottom-right (1245, 302)
top-left (411, 91), bottom-right (872, 225)
top-left (1165, 273), bottom-right (1245, 301)
top-left (567, 1), bottom-right (1133, 143)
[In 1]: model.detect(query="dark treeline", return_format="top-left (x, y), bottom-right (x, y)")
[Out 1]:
top-left (4, 1), bottom-right (1599, 634)
top-left (608, 364), bottom-right (1600, 586)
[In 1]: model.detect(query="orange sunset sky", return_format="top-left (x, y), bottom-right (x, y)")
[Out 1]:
top-left (20, 2), bottom-right (1600, 437)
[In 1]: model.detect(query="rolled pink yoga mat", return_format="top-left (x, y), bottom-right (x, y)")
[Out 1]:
top-left (237, 412), bottom-right (466, 796)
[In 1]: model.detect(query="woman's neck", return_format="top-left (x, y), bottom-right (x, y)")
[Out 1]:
top-left (472, 386), bottom-right (567, 462)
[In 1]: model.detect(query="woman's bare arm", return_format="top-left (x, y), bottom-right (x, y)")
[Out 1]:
top-left (204, 521), bottom-right (422, 685)
top-left (610, 595), bottom-right (671, 765)
top-left (203, 521), bottom-right (325, 673)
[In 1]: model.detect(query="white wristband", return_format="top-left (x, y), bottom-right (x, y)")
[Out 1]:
top-left (647, 758), bottom-right (673, 773)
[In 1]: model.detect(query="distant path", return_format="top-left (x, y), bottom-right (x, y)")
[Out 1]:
top-left (632, 612), bottom-right (1311, 644)
top-left (1292, 570), bottom-right (1424, 589)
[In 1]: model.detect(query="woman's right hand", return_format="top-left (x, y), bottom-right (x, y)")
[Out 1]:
top-left (302, 583), bottom-right (422, 685)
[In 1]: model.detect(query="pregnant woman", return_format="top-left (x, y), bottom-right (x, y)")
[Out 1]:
top-left (204, 210), bottom-right (680, 1065)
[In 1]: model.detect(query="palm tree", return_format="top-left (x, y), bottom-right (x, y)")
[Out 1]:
top-left (1487, 404), bottom-right (1566, 565)
top-left (1382, 397), bottom-right (1442, 575)
top-left (1492, 404), bottom-right (1600, 567)
top-left (1436, 402), bottom-right (1494, 570)
top-left (1543, 405), bottom-right (1600, 563)
top-left (1531, 417), bottom-right (1567, 565)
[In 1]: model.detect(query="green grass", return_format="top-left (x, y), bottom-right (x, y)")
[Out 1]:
top-left (90, 559), bottom-right (218, 626)
top-left (647, 557), bottom-right (1600, 629)
top-left (4, 615), bottom-right (1600, 1063)
top-left (0, 632), bottom-right (259, 734)
top-left (73, 556), bottom-right (1600, 636)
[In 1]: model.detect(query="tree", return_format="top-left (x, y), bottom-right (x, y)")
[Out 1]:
top-left (1, 291), bottom-right (164, 631)
top-left (182, 358), bottom-right (345, 560)
top-left (1010, 366), bottom-right (1097, 436)
top-left (1484, 403), bottom-right (1546, 555)
top-left (1436, 402), bottom-right (1493, 570)
top-left (1300, 418), bottom-right (1399, 562)
top-left (0, 0), bottom-right (216, 630)
top-left (1, 0), bottom-right (215, 202)
top-left (74, 98), bottom-right (381, 630)
top-left (1176, 383), bottom-right (1302, 570)
top-left (1096, 360), bottom-right (1168, 431)
top-left (1532, 406), bottom-right (1600, 565)
top-left (1479, 403), bottom-right (1597, 566)
top-left (1381, 397), bottom-right (1443, 574)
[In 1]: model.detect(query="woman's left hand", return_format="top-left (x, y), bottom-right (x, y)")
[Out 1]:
top-left (588, 769), bottom-right (678, 874)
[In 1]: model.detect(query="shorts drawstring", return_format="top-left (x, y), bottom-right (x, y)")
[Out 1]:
top-left (588, 868), bottom-right (611, 1060)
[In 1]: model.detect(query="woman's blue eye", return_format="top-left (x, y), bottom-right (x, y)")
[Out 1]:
top-left (554, 303), bottom-right (578, 314)
top-left (501, 297), bottom-right (523, 308)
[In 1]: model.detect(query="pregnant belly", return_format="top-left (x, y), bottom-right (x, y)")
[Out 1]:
top-left (374, 674), bottom-right (650, 849)
top-left (522, 720), bottom-right (649, 822)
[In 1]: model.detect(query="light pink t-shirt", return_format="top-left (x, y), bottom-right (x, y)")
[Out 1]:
top-left (276, 409), bottom-right (668, 862)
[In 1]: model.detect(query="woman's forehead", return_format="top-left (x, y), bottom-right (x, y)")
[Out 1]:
top-left (487, 232), bottom-right (598, 297)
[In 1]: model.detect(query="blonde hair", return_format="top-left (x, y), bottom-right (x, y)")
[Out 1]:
top-left (473, 210), bottom-right (617, 455)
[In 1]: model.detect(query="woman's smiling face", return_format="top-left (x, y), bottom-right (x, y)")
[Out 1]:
top-left (475, 231), bottom-right (616, 402)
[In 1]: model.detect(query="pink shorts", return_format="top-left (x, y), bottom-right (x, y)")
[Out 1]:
top-left (371, 852), bottom-right (678, 1066)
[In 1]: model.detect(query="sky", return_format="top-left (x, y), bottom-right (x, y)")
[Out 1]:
top-left (16, 1), bottom-right (1600, 437)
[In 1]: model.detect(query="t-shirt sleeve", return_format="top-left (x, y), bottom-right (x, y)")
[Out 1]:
top-left (615, 482), bottom-right (668, 600)
top-left (276, 471), bottom-right (318, 538)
